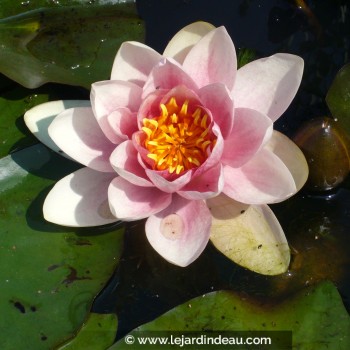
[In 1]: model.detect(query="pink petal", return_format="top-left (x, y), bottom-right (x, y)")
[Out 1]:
top-left (91, 80), bottom-right (142, 143)
top-left (191, 123), bottom-right (224, 177)
top-left (137, 90), bottom-right (164, 127)
top-left (145, 195), bottom-right (212, 267)
top-left (108, 177), bottom-right (172, 220)
top-left (107, 109), bottom-right (138, 141)
top-left (43, 167), bottom-right (117, 227)
top-left (265, 131), bottom-right (309, 192)
top-left (182, 26), bottom-right (237, 90)
top-left (146, 168), bottom-right (193, 193)
top-left (160, 85), bottom-right (202, 106)
top-left (223, 149), bottom-right (296, 204)
top-left (142, 58), bottom-right (198, 99)
top-left (137, 86), bottom-right (203, 128)
top-left (221, 108), bottom-right (273, 168)
top-left (178, 163), bottom-right (224, 200)
top-left (111, 41), bottom-right (162, 86)
top-left (132, 130), bottom-right (155, 169)
top-left (198, 83), bottom-right (234, 139)
top-left (163, 21), bottom-right (216, 64)
top-left (232, 53), bottom-right (304, 121)
top-left (110, 140), bottom-right (153, 187)
top-left (48, 107), bottom-right (115, 172)
top-left (91, 80), bottom-right (142, 113)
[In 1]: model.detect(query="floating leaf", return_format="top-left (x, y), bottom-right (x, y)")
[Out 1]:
top-left (0, 144), bottom-right (124, 349)
top-left (112, 281), bottom-right (350, 349)
top-left (57, 313), bottom-right (118, 350)
top-left (326, 63), bottom-right (350, 136)
top-left (0, 2), bottom-right (144, 88)
top-left (0, 86), bottom-right (47, 157)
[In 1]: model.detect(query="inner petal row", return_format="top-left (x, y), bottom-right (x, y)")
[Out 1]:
top-left (141, 97), bottom-right (216, 175)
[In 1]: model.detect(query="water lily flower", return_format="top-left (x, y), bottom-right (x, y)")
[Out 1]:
top-left (25, 22), bottom-right (308, 274)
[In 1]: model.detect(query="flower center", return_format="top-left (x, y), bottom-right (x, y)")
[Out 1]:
top-left (141, 97), bottom-right (216, 175)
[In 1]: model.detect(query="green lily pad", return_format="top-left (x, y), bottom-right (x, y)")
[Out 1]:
top-left (0, 2), bottom-right (144, 88)
top-left (57, 313), bottom-right (118, 350)
top-left (0, 0), bottom-right (129, 19)
top-left (112, 281), bottom-right (350, 350)
top-left (0, 144), bottom-right (124, 350)
top-left (0, 86), bottom-right (45, 157)
top-left (326, 63), bottom-right (350, 136)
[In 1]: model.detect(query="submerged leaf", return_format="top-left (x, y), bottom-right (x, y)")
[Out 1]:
top-left (112, 281), bottom-right (350, 349)
top-left (0, 3), bottom-right (144, 88)
top-left (293, 117), bottom-right (350, 191)
top-left (326, 63), bottom-right (350, 136)
top-left (0, 144), bottom-right (124, 349)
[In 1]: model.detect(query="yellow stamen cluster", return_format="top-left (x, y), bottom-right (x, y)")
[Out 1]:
top-left (141, 97), bottom-right (216, 175)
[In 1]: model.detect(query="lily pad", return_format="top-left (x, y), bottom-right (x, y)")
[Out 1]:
top-left (0, 144), bottom-right (124, 350)
top-left (0, 2), bottom-right (144, 88)
top-left (112, 281), bottom-right (350, 349)
top-left (326, 63), bottom-right (350, 136)
top-left (57, 313), bottom-right (118, 350)
top-left (0, 86), bottom-right (47, 157)
top-left (0, 0), bottom-right (131, 19)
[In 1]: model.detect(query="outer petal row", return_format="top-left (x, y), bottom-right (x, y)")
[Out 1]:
top-left (24, 100), bottom-right (91, 159)
top-left (232, 53), bottom-right (304, 121)
top-left (223, 148), bottom-right (296, 204)
top-left (111, 41), bottom-right (162, 86)
top-left (43, 167), bottom-right (117, 227)
top-left (265, 130), bottom-right (309, 192)
top-left (221, 107), bottom-right (272, 168)
top-left (163, 21), bottom-right (216, 63)
top-left (182, 26), bottom-right (237, 90)
top-left (146, 195), bottom-right (212, 267)
top-left (49, 107), bottom-right (115, 172)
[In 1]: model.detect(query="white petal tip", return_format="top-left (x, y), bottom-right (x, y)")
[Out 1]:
top-left (24, 100), bottom-right (91, 158)
top-left (43, 168), bottom-right (118, 227)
